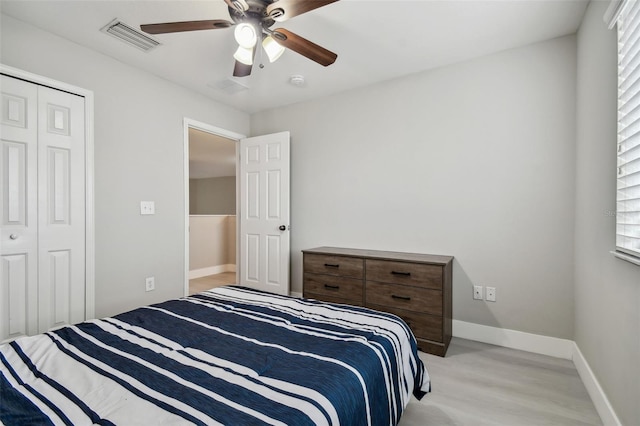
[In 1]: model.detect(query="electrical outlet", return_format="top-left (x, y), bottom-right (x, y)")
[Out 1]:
top-left (140, 201), bottom-right (155, 215)
top-left (473, 285), bottom-right (483, 300)
top-left (145, 276), bottom-right (155, 292)
top-left (486, 287), bottom-right (496, 302)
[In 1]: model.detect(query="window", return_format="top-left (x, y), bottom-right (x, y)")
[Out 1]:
top-left (612, 0), bottom-right (640, 263)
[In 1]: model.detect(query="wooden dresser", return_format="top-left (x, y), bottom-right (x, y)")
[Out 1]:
top-left (302, 247), bottom-right (453, 356)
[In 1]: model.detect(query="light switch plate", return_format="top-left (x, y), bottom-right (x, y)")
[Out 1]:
top-left (140, 201), bottom-right (155, 215)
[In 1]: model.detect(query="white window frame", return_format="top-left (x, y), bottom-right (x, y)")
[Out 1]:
top-left (609, 0), bottom-right (640, 266)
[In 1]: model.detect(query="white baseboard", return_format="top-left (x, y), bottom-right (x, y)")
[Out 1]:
top-left (188, 264), bottom-right (236, 280)
top-left (289, 291), bottom-right (303, 298)
top-left (452, 320), bottom-right (574, 359)
top-left (453, 320), bottom-right (620, 425)
top-left (572, 343), bottom-right (622, 426)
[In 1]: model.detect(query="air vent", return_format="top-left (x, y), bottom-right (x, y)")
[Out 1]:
top-left (101, 18), bottom-right (160, 52)
top-left (211, 78), bottom-right (250, 95)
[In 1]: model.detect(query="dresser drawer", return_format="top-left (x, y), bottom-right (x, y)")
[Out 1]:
top-left (368, 304), bottom-right (443, 342)
top-left (304, 273), bottom-right (363, 302)
top-left (366, 281), bottom-right (442, 316)
top-left (366, 259), bottom-right (442, 290)
top-left (304, 254), bottom-right (364, 278)
top-left (303, 247), bottom-right (453, 357)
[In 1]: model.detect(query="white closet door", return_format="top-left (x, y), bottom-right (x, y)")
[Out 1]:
top-left (1, 76), bottom-right (39, 340)
top-left (0, 75), bottom-right (86, 340)
top-left (37, 86), bottom-right (86, 332)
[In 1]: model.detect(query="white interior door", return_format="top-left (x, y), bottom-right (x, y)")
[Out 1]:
top-left (1, 76), bottom-right (39, 340)
top-left (239, 131), bottom-right (290, 295)
top-left (0, 74), bottom-right (86, 340)
top-left (36, 85), bottom-right (86, 333)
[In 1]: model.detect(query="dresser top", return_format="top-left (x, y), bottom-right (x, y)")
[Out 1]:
top-left (302, 247), bottom-right (453, 265)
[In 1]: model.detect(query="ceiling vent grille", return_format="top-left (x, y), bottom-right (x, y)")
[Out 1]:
top-left (101, 18), bottom-right (160, 52)
top-left (211, 78), bottom-right (250, 95)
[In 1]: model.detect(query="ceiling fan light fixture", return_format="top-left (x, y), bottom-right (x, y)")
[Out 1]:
top-left (141, 0), bottom-right (340, 78)
top-left (262, 35), bottom-right (285, 63)
top-left (233, 45), bottom-right (254, 65)
top-left (234, 23), bottom-right (257, 48)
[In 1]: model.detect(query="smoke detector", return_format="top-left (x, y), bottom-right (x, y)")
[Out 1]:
top-left (289, 75), bottom-right (306, 87)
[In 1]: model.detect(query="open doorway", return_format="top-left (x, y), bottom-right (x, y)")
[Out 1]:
top-left (183, 119), bottom-right (246, 296)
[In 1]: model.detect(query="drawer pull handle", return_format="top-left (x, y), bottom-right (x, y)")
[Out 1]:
top-left (324, 284), bottom-right (340, 290)
top-left (391, 294), bottom-right (411, 301)
top-left (324, 263), bottom-right (340, 268)
top-left (391, 271), bottom-right (411, 276)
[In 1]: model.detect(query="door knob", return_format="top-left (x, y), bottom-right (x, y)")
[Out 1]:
top-left (279, 225), bottom-right (286, 231)
top-left (9, 234), bottom-right (18, 240)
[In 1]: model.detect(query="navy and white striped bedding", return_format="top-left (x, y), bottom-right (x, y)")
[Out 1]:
top-left (0, 286), bottom-right (430, 425)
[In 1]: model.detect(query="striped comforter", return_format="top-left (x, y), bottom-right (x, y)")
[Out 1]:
top-left (0, 286), bottom-right (430, 425)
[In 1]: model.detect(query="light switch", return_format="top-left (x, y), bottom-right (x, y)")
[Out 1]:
top-left (140, 201), bottom-right (155, 215)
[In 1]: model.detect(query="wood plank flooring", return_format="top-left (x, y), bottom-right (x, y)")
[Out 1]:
top-left (189, 272), bottom-right (236, 295)
top-left (187, 281), bottom-right (601, 425)
top-left (399, 338), bottom-right (602, 426)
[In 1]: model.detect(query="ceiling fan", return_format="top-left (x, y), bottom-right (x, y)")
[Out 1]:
top-left (140, 0), bottom-right (339, 77)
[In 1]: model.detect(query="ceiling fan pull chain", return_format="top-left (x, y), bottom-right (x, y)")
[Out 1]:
top-left (258, 31), bottom-right (265, 69)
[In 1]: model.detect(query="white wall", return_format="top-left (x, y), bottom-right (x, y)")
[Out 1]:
top-left (0, 14), bottom-right (250, 318)
top-left (575, 3), bottom-right (640, 425)
top-left (190, 176), bottom-right (236, 215)
top-left (189, 215), bottom-right (236, 275)
top-left (252, 36), bottom-right (577, 339)
top-left (4, 6), bottom-right (637, 421)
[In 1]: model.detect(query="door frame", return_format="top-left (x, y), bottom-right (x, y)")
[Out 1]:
top-left (0, 63), bottom-right (96, 320)
top-left (183, 118), bottom-right (246, 296)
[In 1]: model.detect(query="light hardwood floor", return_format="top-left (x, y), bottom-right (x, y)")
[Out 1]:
top-left (187, 281), bottom-right (601, 425)
top-left (399, 338), bottom-right (602, 426)
top-left (189, 272), bottom-right (236, 295)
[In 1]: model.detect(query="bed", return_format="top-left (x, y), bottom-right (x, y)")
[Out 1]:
top-left (0, 286), bottom-right (430, 425)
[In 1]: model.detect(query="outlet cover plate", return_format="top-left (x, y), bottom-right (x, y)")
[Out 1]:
top-left (145, 276), bottom-right (155, 292)
top-left (140, 201), bottom-right (155, 215)
top-left (473, 285), bottom-right (483, 300)
top-left (486, 286), bottom-right (496, 302)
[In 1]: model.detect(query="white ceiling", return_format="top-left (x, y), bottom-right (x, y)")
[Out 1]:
top-left (1, 0), bottom-right (589, 115)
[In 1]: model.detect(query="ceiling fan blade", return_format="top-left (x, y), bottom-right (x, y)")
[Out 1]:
top-left (272, 28), bottom-right (337, 66)
top-left (233, 61), bottom-right (253, 77)
top-left (267, 0), bottom-right (339, 22)
top-left (140, 20), bottom-right (233, 35)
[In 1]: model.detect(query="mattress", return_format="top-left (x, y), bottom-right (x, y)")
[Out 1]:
top-left (0, 286), bottom-right (430, 425)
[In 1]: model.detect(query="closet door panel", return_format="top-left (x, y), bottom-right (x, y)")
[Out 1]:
top-left (1, 254), bottom-right (29, 340)
top-left (0, 76), bottom-right (39, 341)
top-left (37, 86), bottom-right (86, 332)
